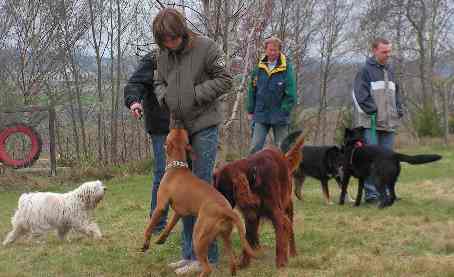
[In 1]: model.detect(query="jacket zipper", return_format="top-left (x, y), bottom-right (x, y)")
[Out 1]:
top-left (175, 54), bottom-right (183, 118)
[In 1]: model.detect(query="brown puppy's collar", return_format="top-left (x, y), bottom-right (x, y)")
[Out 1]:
top-left (165, 160), bottom-right (189, 171)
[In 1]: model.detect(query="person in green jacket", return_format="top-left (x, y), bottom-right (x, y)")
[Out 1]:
top-left (246, 36), bottom-right (297, 154)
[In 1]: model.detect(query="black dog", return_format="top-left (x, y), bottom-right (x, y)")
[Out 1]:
top-left (281, 131), bottom-right (349, 204)
top-left (339, 128), bottom-right (442, 208)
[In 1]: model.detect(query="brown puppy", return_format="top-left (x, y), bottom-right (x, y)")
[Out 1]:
top-left (213, 134), bottom-right (305, 268)
top-left (141, 127), bottom-right (256, 277)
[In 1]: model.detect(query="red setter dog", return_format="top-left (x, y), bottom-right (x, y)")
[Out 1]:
top-left (213, 134), bottom-right (304, 268)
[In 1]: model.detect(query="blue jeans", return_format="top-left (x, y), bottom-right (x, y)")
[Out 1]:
top-left (362, 129), bottom-right (395, 201)
top-left (249, 122), bottom-right (289, 154)
top-left (181, 126), bottom-right (219, 264)
top-left (149, 134), bottom-right (169, 232)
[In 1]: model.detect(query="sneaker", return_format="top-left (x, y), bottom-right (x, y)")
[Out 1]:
top-left (167, 259), bottom-right (191, 269)
top-left (175, 261), bottom-right (203, 275)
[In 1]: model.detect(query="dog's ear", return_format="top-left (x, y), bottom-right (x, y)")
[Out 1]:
top-left (326, 146), bottom-right (341, 158)
top-left (185, 144), bottom-right (197, 160)
top-left (212, 171), bottom-right (219, 188)
top-left (325, 146), bottom-right (343, 167)
top-left (164, 141), bottom-right (172, 155)
top-left (353, 128), bottom-right (365, 140)
top-left (344, 128), bottom-right (352, 140)
top-left (247, 166), bottom-right (261, 188)
top-left (233, 173), bottom-right (260, 207)
top-left (213, 168), bottom-right (236, 207)
top-left (344, 127), bottom-right (364, 144)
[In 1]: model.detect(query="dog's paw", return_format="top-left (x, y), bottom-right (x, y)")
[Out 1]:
top-left (141, 242), bottom-right (150, 252)
top-left (294, 190), bottom-right (304, 201)
top-left (155, 236), bottom-right (166, 245)
top-left (239, 254), bottom-right (251, 269)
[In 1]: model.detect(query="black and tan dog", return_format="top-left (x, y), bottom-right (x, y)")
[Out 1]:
top-left (339, 128), bottom-right (442, 209)
top-left (281, 131), bottom-right (350, 204)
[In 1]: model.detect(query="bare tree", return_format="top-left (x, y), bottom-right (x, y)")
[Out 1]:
top-left (88, 0), bottom-right (109, 163)
top-left (5, 0), bottom-right (66, 105)
top-left (313, 0), bottom-right (353, 144)
top-left (57, 0), bottom-right (91, 158)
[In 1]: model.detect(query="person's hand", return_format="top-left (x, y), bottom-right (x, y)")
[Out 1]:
top-left (247, 113), bottom-right (254, 121)
top-left (130, 102), bottom-right (143, 120)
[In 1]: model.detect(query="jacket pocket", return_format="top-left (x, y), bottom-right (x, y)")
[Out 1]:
top-left (276, 80), bottom-right (286, 94)
top-left (178, 86), bottom-right (195, 115)
top-left (388, 89), bottom-right (400, 128)
top-left (371, 88), bottom-right (387, 125)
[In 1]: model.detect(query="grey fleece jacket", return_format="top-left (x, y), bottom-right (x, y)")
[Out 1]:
top-left (352, 57), bottom-right (403, 132)
top-left (154, 35), bottom-right (233, 135)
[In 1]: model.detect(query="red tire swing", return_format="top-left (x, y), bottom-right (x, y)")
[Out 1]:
top-left (0, 123), bottom-right (42, 168)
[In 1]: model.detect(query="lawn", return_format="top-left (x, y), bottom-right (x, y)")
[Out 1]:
top-left (1, 145), bottom-right (454, 277)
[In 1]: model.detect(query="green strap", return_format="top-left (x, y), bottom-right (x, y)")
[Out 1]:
top-left (370, 113), bottom-right (377, 144)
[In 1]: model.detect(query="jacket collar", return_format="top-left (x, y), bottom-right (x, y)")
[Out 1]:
top-left (258, 53), bottom-right (287, 76)
top-left (367, 56), bottom-right (389, 70)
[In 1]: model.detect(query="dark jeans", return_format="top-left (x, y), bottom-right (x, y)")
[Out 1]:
top-left (181, 126), bottom-right (219, 264)
top-left (362, 129), bottom-right (395, 201)
top-left (149, 134), bottom-right (169, 232)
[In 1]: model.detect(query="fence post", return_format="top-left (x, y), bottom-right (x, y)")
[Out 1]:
top-left (49, 103), bottom-right (57, 176)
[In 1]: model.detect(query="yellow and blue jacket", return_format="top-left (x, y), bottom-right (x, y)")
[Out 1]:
top-left (246, 53), bottom-right (297, 125)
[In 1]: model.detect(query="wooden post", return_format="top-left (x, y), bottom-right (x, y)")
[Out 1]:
top-left (49, 103), bottom-right (57, 176)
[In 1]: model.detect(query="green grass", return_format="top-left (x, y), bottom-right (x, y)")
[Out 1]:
top-left (1, 146), bottom-right (454, 276)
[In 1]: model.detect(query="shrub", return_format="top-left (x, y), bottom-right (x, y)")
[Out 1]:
top-left (413, 106), bottom-right (443, 137)
top-left (449, 115), bottom-right (454, 134)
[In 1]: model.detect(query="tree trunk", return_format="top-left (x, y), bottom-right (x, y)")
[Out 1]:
top-left (70, 56), bottom-right (88, 158)
top-left (443, 84), bottom-right (449, 145)
top-left (63, 69), bottom-right (81, 160)
top-left (114, 0), bottom-right (122, 163)
top-left (88, 0), bottom-right (105, 163)
top-left (109, 0), bottom-right (118, 164)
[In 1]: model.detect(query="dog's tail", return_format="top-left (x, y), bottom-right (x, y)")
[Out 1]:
top-left (280, 130), bottom-right (302, 153)
top-left (226, 210), bottom-right (258, 258)
top-left (282, 130), bottom-right (305, 173)
top-left (395, 153), bottom-right (442, 164)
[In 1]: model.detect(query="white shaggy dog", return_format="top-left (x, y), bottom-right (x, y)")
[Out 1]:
top-left (3, 180), bottom-right (106, 245)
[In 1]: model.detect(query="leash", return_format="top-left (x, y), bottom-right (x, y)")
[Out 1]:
top-left (370, 113), bottom-right (377, 144)
top-left (165, 160), bottom-right (189, 171)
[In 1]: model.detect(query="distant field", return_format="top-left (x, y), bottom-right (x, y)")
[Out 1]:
top-left (1, 145), bottom-right (453, 277)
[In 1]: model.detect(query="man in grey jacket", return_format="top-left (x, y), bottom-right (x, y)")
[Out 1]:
top-left (352, 37), bottom-right (404, 203)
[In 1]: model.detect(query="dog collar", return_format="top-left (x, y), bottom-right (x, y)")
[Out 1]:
top-left (355, 141), bottom-right (364, 148)
top-left (165, 160), bottom-right (189, 171)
